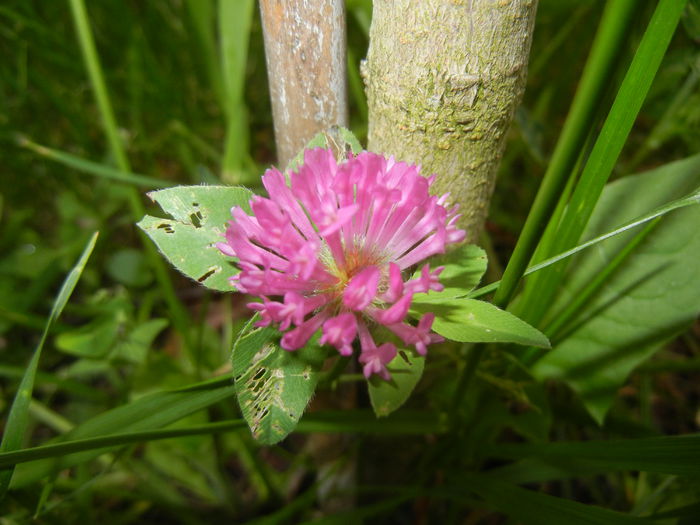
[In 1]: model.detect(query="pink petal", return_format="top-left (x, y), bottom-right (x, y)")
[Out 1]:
top-left (343, 266), bottom-right (380, 311)
top-left (320, 312), bottom-right (358, 356)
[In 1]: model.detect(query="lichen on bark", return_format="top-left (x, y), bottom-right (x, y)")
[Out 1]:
top-left (365, 0), bottom-right (538, 243)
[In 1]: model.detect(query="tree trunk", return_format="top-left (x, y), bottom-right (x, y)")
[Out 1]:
top-left (365, 0), bottom-right (538, 243)
top-left (259, 0), bottom-right (348, 167)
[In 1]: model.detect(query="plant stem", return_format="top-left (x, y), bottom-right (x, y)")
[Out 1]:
top-left (68, 0), bottom-right (193, 356)
top-left (449, 343), bottom-right (484, 424)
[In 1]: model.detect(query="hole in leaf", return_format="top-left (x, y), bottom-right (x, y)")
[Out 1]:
top-left (197, 268), bottom-right (217, 282)
top-left (157, 223), bottom-right (175, 234)
top-left (399, 350), bottom-right (410, 364)
top-left (190, 212), bottom-right (203, 228)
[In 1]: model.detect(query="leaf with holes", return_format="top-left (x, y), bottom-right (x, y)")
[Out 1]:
top-left (137, 185), bottom-right (252, 291)
top-left (368, 350), bottom-right (425, 417)
top-left (231, 327), bottom-right (327, 445)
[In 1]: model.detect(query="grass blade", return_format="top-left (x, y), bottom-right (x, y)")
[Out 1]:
top-left (67, 0), bottom-right (129, 171)
top-left (0, 232), bottom-right (98, 499)
top-left (16, 135), bottom-right (167, 188)
top-left (469, 182), bottom-right (700, 299)
top-left (68, 0), bottom-right (194, 357)
top-left (219, 0), bottom-right (255, 184)
top-left (514, 0), bottom-right (689, 327)
top-left (10, 379), bottom-right (238, 488)
top-left (493, 0), bottom-right (638, 308)
top-left (469, 477), bottom-right (654, 525)
top-left (0, 411), bottom-right (442, 470)
top-left (484, 433), bottom-right (700, 477)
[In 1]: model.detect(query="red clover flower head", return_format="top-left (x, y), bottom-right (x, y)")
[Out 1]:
top-left (218, 148), bottom-right (465, 380)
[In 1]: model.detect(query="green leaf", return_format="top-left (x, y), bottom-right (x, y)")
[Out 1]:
top-left (111, 318), bottom-right (168, 364)
top-left (368, 350), bottom-right (425, 417)
top-left (415, 244), bottom-right (487, 301)
top-left (10, 379), bottom-right (237, 488)
top-left (485, 433), bottom-right (700, 479)
top-left (468, 477), bottom-right (654, 525)
top-left (232, 326), bottom-right (326, 445)
top-left (0, 232), bottom-right (98, 498)
top-left (532, 157), bottom-right (700, 424)
top-left (106, 248), bottom-right (153, 287)
top-left (137, 185), bottom-right (252, 291)
top-left (55, 315), bottom-right (121, 359)
top-left (411, 298), bottom-right (550, 348)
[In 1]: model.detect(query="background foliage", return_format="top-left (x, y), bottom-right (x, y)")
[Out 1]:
top-left (1, 0), bottom-right (699, 523)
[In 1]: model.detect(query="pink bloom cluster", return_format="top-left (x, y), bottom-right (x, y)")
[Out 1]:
top-left (218, 148), bottom-right (465, 380)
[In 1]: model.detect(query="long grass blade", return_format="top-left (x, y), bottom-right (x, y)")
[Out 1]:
top-left (469, 185), bottom-right (700, 299)
top-left (0, 411), bottom-right (442, 470)
top-left (514, 0), bottom-right (689, 327)
top-left (67, 0), bottom-right (130, 171)
top-left (0, 232), bottom-right (98, 499)
top-left (493, 0), bottom-right (638, 309)
top-left (10, 380), bottom-right (238, 488)
top-left (16, 135), bottom-right (167, 188)
top-left (469, 477), bottom-right (654, 525)
top-left (219, 0), bottom-right (255, 184)
top-left (485, 433), bottom-right (700, 477)
top-left (67, 0), bottom-right (193, 356)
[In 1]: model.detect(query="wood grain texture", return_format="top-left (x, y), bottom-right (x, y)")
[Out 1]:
top-left (259, 0), bottom-right (348, 166)
top-left (365, 0), bottom-right (538, 243)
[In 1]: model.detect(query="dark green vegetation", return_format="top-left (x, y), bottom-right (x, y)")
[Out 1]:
top-left (1, 0), bottom-right (700, 523)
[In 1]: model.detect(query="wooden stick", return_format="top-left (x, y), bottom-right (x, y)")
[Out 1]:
top-left (259, 0), bottom-right (348, 167)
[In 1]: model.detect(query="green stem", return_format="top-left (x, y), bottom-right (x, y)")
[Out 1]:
top-left (68, 0), bottom-right (193, 356)
top-left (493, 0), bottom-right (637, 309)
top-left (449, 343), bottom-right (484, 424)
top-left (318, 355), bottom-right (353, 387)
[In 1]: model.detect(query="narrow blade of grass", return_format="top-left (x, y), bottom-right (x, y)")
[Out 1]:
top-left (16, 135), bottom-right (167, 188)
top-left (67, 0), bottom-right (129, 171)
top-left (68, 0), bottom-right (193, 357)
top-left (0, 411), bottom-right (443, 471)
top-left (0, 232), bottom-right (98, 500)
top-left (468, 477), bottom-right (654, 525)
top-left (219, 0), bottom-right (255, 184)
top-left (484, 433), bottom-right (700, 477)
top-left (10, 380), bottom-right (239, 487)
top-left (469, 183), bottom-right (700, 299)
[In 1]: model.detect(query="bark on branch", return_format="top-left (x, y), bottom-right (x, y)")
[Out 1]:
top-left (365, 0), bottom-right (538, 243)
